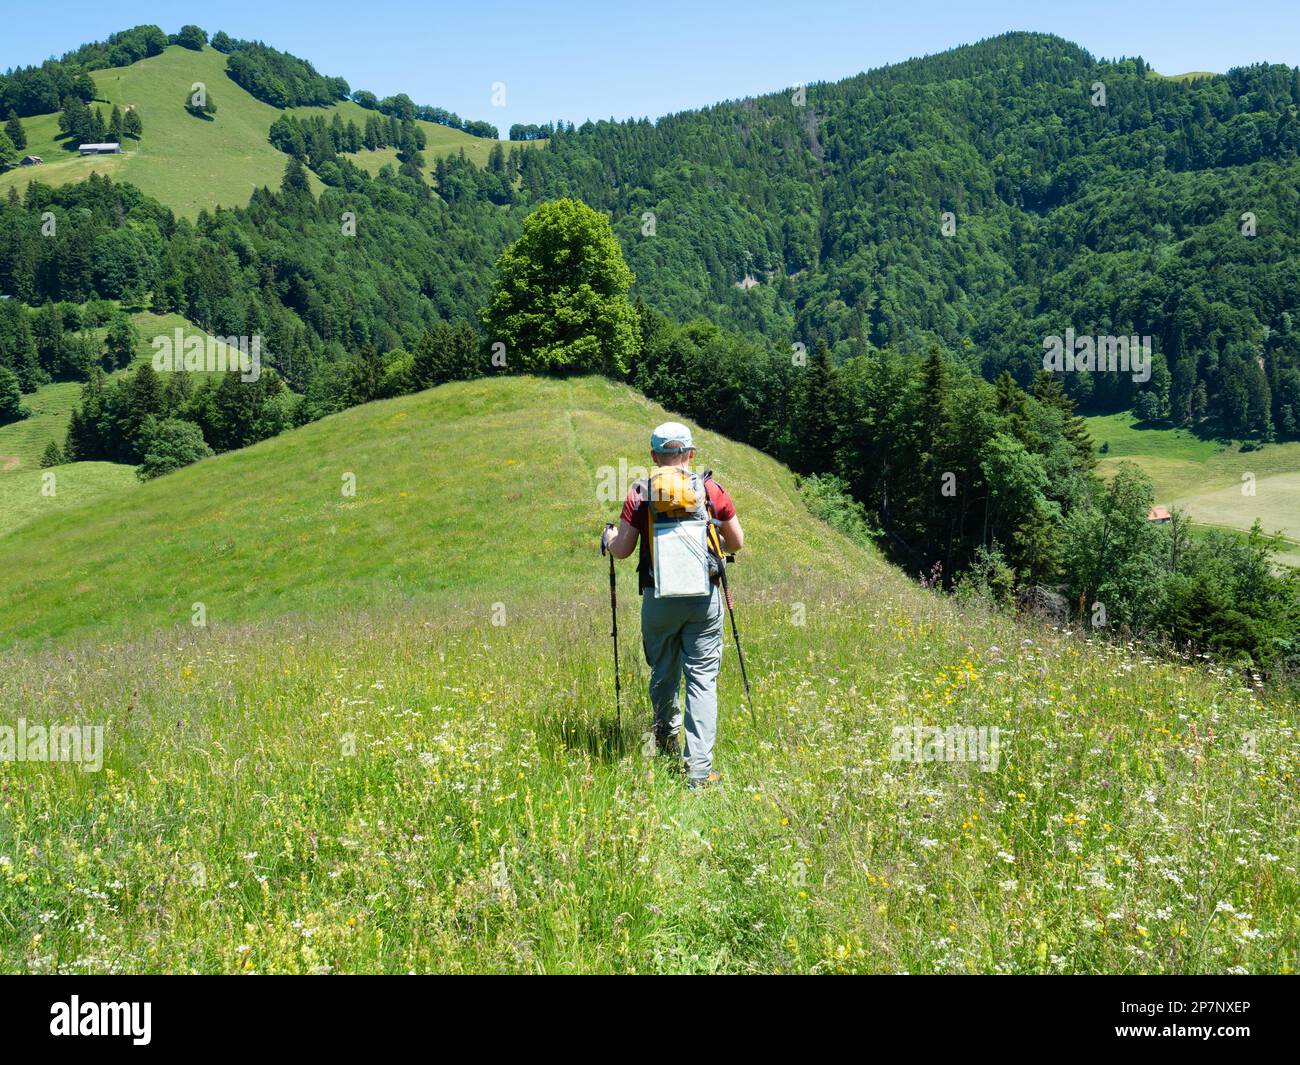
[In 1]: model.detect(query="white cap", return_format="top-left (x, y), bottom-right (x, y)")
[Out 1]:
top-left (650, 421), bottom-right (693, 453)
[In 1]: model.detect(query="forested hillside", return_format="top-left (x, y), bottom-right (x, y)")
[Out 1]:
top-left (5, 30), bottom-right (1299, 435)
top-left (524, 34), bottom-right (1300, 436)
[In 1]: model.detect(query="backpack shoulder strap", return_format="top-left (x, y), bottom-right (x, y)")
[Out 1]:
top-left (699, 470), bottom-right (720, 516)
top-left (698, 470), bottom-right (726, 561)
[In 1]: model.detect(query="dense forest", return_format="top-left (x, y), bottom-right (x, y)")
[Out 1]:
top-left (2, 28), bottom-right (1299, 669)
top-left (518, 35), bottom-right (1300, 437)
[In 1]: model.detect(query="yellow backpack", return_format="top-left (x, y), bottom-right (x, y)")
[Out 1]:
top-left (648, 465), bottom-right (702, 519)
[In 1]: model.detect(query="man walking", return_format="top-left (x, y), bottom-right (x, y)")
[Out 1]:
top-left (602, 422), bottom-right (744, 788)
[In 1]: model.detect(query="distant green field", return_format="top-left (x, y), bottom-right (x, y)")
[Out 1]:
top-left (0, 45), bottom-right (527, 217)
top-left (0, 380), bottom-right (87, 472)
top-left (0, 311), bottom-right (249, 538)
top-left (0, 311), bottom-right (231, 474)
top-left (1088, 411), bottom-right (1300, 562)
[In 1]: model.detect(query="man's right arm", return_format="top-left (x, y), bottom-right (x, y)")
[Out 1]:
top-left (608, 518), bottom-right (638, 559)
top-left (717, 515), bottom-right (743, 554)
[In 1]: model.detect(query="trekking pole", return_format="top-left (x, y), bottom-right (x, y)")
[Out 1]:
top-left (701, 475), bottom-right (756, 730)
top-left (715, 552), bottom-right (756, 730)
top-left (601, 522), bottom-right (621, 731)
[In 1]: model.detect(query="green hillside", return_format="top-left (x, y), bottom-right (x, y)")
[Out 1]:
top-left (0, 44), bottom-right (520, 217)
top-left (0, 311), bottom-right (221, 472)
top-left (0, 377), bottom-right (1293, 973)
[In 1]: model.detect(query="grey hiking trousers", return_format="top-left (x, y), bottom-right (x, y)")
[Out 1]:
top-left (641, 585), bottom-right (724, 781)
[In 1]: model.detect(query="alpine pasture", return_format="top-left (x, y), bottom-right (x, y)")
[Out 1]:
top-left (0, 44), bottom-right (519, 218)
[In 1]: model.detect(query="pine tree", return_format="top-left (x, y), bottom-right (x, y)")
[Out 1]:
top-left (104, 314), bottom-right (138, 370)
top-left (4, 111), bottom-right (25, 151)
top-left (33, 301), bottom-right (66, 379)
top-left (994, 370), bottom-right (1033, 445)
top-left (794, 339), bottom-right (841, 474)
top-left (916, 345), bottom-right (957, 565)
top-left (1032, 370), bottom-right (1096, 469)
top-left (281, 155), bottom-right (311, 196)
top-left (59, 96), bottom-right (93, 143)
top-left (39, 439), bottom-right (64, 467)
top-left (0, 366), bottom-right (23, 425)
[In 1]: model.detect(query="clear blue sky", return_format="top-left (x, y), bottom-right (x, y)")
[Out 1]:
top-left (4, 1), bottom-right (1299, 126)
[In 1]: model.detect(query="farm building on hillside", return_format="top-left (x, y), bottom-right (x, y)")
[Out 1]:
top-left (20, 155), bottom-right (43, 166)
top-left (1147, 505), bottom-right (1172, 524)
top-left (78, 142), bottom-right (121, 155)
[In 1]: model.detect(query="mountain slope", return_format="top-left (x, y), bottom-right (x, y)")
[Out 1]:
top-left (6, 31), bottom-right (1299, 438)
top-left (0, 44), bottom-right (517, 217)
top-left (0, 376), bottom-right (1294, 973)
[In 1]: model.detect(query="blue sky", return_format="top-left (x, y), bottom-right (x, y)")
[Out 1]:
top-left (4, 1), bottom-right (1299, 127)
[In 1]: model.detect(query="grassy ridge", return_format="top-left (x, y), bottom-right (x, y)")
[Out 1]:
top-left (0, 45), bottom-right (522, 217)
top-left (0, 376), bottom-right (853, 646)
top-left (0, 376), bottom-right (1295, 973)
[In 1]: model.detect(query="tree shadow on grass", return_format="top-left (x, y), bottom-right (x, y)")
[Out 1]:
top-left (1126, 414), bottom-right (1256, 448)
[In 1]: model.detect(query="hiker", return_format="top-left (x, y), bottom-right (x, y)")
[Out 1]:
top-left (602, 422), bottom-right (744, 788)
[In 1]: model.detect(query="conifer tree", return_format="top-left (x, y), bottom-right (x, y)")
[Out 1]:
top-left (4, 111), bottom-right (25, 151)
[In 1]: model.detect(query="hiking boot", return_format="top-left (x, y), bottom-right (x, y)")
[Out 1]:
top-left (688, 771), bottom-right (723, 790)
top-left (655, 731), bottom-right (681, 758)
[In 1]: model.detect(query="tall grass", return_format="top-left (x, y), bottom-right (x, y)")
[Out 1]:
top-left (1, 576), bottom-right (1293, 973)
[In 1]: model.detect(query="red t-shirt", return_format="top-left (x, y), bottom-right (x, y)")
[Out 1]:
top-left (621, 474), bottom-right (737, 592)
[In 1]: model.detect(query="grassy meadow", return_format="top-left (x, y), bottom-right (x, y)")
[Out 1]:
top-left (0, 45), bottom-right (523, 217)
top-left (1088, 411), bottom-right (1300, 566)
top-left (0, 377), bottom-right (1295, 973)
